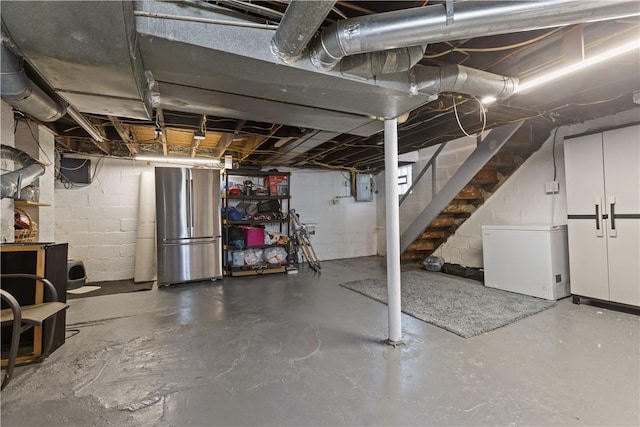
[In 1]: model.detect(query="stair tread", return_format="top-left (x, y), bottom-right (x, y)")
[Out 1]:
top-left (403, 125), bottom-right (547, 259)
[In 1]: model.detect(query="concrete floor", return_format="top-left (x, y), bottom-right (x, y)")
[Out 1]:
top-left (1, 256), bottom-right (638, 426)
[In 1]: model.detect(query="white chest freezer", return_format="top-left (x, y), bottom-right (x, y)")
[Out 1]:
top-left (482, 225), bottom-right (570, 300)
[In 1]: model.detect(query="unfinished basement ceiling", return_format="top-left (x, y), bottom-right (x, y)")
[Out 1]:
top-left (1, 1), bottom-right (639, 173)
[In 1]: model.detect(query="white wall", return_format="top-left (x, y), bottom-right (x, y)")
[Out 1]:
top-left (15, 120), bottom-right (56, 242)
top-left (0, 109), bottom-right (56, 243)
top-left (1, 101), bottom-right (15, 242)
top-left (289, 169), bottom-right (378, 260)
top-left (54, 161), bottom-right (377, 282)
top-left (55, 158), bottom-right (154, 282)
top-left (375, 136), bottom-right (479, 255)
top-left (435, 108), bottom-right (640, 267)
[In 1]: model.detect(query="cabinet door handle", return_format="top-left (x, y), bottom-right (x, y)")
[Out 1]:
top-left (608, 196), bottom-right (617, 237)
top-left (610, 203), bottom-right (616, 229)
top-left (595, 199), bottom-right (603, 237)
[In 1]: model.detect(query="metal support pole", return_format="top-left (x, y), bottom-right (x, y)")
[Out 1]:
top-left (384, 118), bottom-right (402, 345)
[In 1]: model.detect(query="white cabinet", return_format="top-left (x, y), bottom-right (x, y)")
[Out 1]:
top-left (564, 124), bottom-right (640, 307)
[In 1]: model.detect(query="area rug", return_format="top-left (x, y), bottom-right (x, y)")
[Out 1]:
top-left (67, 279), bottom-right (154, 300)
top-left (341, 270), bottom-right (555, 338)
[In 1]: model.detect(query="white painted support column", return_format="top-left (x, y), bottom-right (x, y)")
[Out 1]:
top-left (384, 118), bottom-right (402, 344)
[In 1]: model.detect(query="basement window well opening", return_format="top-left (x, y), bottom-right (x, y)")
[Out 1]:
top-left (398, 165), bottom-right (412, 196)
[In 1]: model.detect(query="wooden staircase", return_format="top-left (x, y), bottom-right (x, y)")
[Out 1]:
top-left (401, 125), bottom-right (549, 263)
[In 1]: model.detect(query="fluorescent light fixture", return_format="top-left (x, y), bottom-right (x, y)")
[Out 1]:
top-left (66, 106), bottom-right (107, 143)
top-left (516, 38), bottom-right (640, 94)
top-left (135, 155), bottom-right (220, 166)
top-left (481, 96), bottom-right (497, 105)
top-left (193, 129), bottom-right (206, 140)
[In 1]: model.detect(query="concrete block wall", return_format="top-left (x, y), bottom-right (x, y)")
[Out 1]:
top-left (289, 169), bottom-right (377, 260)
top-left (34, 125), bottom-right (55, 242)
top-left (54, 161), bottom-right (377, 282)
top-left (1, 102), bottom-right (15, 242)
top-left (55, 158), bottom-right (154, 282)
top-left (0, 111), bottom-right (55, 243)
top-left (375, 135), bottom-right (479, 255)
top-left (435, 108), bottom-right (640, 268)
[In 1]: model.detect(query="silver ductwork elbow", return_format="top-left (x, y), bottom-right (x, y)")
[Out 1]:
top-left (1, 145), bottom-right (46, 199)
top-left (1, 44), bottom-right (66, 122)
top-left (340, 45), bottom-right (426, 79)
top-left (310, 0), bottom-right (640, 71)
top-left (271, 0), bottom-right (336, 64)
top-left (414, 65), bottom-right (518, 100)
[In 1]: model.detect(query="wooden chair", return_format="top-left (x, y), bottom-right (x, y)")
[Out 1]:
top-left (1, 274), bottom-right (68, 390)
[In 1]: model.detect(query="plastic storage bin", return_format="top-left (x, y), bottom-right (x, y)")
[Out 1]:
top-left (245, 227), bottom-right (265, 247)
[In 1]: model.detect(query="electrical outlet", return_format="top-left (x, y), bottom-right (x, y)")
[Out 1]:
top-left (545, 181), bottom-right (559, 194)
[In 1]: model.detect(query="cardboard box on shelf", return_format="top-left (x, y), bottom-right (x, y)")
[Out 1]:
top-left (264, 175), bottom-right (288, 196)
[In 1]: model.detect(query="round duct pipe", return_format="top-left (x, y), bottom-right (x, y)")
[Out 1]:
top-left (310, 0), bottom-right (640, 71)
top-left (1, 144), bottom-right (46, 200)
top-left (1, 44), bottom-right (66, 122)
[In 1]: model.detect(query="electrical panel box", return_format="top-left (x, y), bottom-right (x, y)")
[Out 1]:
top-left (355, 173), bottom-right (373, 202)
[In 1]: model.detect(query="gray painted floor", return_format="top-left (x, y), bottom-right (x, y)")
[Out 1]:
top-left (1, 256), bottom-right (638, 426)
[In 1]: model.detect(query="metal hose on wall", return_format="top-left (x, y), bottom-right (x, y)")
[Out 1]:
top-left (1, 145), bottom-right (46, 199)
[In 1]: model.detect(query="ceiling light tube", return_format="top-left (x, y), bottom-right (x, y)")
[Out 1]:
top-left (66, 106), bottom-right (107, 142)
top-left (135, 155), bottom-right (221, 166)
top-left (481, 96), bottom-right (497, 105)
top-left (515, 38), bottom-right (640, 94)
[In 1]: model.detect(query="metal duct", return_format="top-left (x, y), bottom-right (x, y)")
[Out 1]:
top-left (340, 45), bottom-right (426, 78)
top-left (271, 0), bottom-right (336, 64)
top-left (0, 44), bottom-right (66, 122)
top-left (414, 64), bottom-right (518, 100)
top-left (310, 0), bottom-right (640, 71)
top-left (1, 145), bottom-right (46, 200)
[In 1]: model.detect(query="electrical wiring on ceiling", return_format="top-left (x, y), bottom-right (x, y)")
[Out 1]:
top-left (423, 29), bottom-right (560, 59)
top-left (308, 160), bottom-right (367, 173)
top-left (452, 95), bottom-right (486, 138)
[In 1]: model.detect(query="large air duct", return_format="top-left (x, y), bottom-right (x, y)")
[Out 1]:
top-left (1, 145), bottom-right (46, 199)
top-left (340, 45), bottom-right (426, 78)
top-left (0, 44), bottom-right (66, 122)
top-left (310, 0), bottom-right (640, 71)
top-left (271, 0), bottom-right (336, 64)
top-left (415, 64), bottom-right (518, 100)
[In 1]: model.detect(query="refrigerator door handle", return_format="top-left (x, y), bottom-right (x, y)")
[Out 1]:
top-left (608, 195), bottom-right (617, 237)
top-left (161, 239), bottom-right (218, 247)
top-left (189, 178), bottom-right (195, 237)
top-left (595, 198), bottom-right (603, 237)
top-left (185, 177), bottom-right (192, 236)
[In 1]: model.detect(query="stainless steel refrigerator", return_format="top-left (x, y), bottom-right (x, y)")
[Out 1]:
top-left (155, 167), bottom-right (222, 286)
